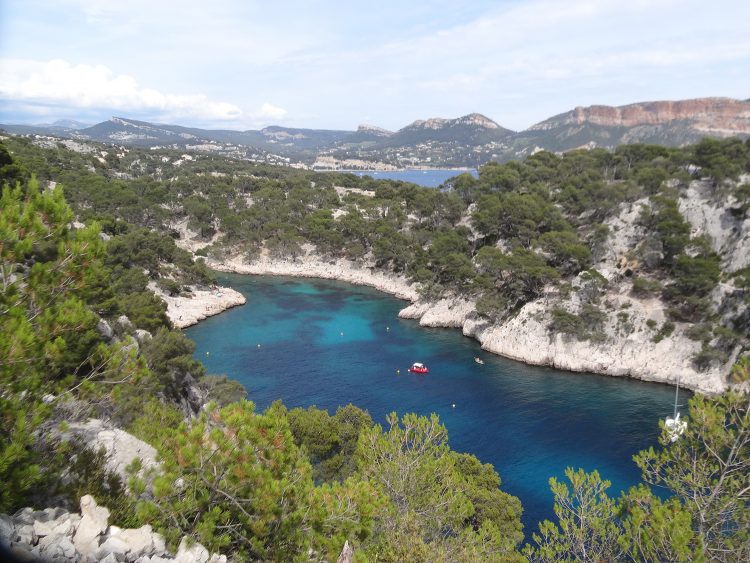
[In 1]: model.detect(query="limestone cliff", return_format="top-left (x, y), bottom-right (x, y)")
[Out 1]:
top-left (530, 97), bottom-right (750, 135)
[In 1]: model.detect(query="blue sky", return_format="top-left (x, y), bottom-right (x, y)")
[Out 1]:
top-left (1, 0), bottom-right (749, 131)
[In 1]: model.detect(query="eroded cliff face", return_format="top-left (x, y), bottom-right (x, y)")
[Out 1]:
top-left (399, 289), bottom-right (730, 395)
top-left (530, 97), bottom-right (750, 136)
top-left (399, 177), bottom-right (750, 395)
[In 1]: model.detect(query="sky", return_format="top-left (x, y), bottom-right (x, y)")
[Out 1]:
top-left (1, 0), bottom-right (749, 132)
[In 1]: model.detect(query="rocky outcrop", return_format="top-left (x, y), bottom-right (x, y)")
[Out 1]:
top-left (59, 419), bottom-right (160, 486)
top-left (530, 97), bottom-right (750, 135)
top-left (207, 252), bottom-right (420, 301)
top-left (0, 496), bottom-right (226, 562)
top-left (399, 292), bottom-right (730, 394)
top-left (150, 283), bottom-right (247, 329)
top-left (678, 177), bottom-right (750, 272)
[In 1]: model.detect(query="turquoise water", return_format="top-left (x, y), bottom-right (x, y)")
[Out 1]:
top-left (186, 274), bottom-right (680, 533)
top-left (345, 168), bottom-right (477, 187)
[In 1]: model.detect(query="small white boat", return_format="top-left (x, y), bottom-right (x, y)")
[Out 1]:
top-left (663, 375), bottom-right (687, 442)
top-left (665, 412), bottom-right (687, 442)
top-left (474, 357), bottom-right (484, 365)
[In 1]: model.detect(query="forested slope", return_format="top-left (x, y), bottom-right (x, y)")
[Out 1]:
top-left (2, 134), bottom-right (750, 561)
top-left (6, 133), bottom-right (748, 390)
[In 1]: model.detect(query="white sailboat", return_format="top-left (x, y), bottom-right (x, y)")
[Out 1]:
top-left (664, 375), bottom-right (687, 442)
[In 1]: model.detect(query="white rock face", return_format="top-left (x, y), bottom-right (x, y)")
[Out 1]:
top-left (209, 252), bottom-right (419, 301)
top-left (399, 297), bottom-right (475, 327)
top-left (409, 291), bottom-right (731, 394)
top-left (3, 498), bottom-right (225, 562)
top-left (62, 419), bottom-right (160, 486)
top-left (150, 282), bottom-right (247, 329)
top-left (175, 535), bottom-right (210, 563)
top-left (73, 495), bottom-right (109, 555)
top-left (678, 179), bottom-right (750, 271)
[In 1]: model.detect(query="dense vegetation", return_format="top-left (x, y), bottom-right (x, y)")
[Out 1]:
top-left (1, 136), bottom-right (749, 560)
top-left (4, 134), bottom-right (750, 374)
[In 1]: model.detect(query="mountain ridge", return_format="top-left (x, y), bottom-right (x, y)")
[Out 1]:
top-left (3, 97), bottom-right (749, 167)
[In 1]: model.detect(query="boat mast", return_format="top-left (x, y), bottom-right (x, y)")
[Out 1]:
top-left (673, 374), bottom-right (680, 419)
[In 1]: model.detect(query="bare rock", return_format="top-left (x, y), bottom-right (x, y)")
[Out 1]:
top-left (14, 524), bottom-right (35, 545)
top-left (95, 535), bottom-right (131, 559)
top-left (39, 533), bottom-right (77, 560)
top-left (13, 507), bottom-right (45, 525)
top-left (74, 495), bottom-right (109, 555)
top-left (175, 536), bottom-right (209, 563)
top-left (0, 514), bottom-right (14, 547)
top-left (63, 419), bottom-right (160, 486)
top-left (117, 525), bottom-right (156, 558)
top-left (134, 329), bottom-right (153, 344)
top-left (98, 318), bottom-right (115, 340)
top-left (117, 315), bottom-right (135, 332)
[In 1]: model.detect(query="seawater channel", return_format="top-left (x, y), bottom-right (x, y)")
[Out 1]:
top-left (186, 273), bottom-right (680, 533)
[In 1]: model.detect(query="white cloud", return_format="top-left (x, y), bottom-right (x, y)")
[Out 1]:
top-left (255, 103), bottom-right (288, 120)
top-left (0, 58), bottom-right (243, 122)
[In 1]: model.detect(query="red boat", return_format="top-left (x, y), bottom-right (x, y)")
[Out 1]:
top-left (408, 362), bottom-right (429, 374)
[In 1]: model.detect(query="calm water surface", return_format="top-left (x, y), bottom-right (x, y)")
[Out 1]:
top-left (344, 168), bottom-right (477, 187)
top-left (186, 274), bottom-right (680, 533)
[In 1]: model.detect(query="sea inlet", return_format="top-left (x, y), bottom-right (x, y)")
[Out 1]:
top-left (187, 273), bottom-right (679, 533)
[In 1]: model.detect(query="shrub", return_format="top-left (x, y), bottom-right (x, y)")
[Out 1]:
top-left (651, 321), bottom-right (675, 343)
top-left (631, 276), bottom-right (662, 297)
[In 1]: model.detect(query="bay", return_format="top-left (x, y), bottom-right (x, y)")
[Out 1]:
top-left (343, 168), bottom-right (477, 187)
top-left (186, 273), bottom-right (680, 533)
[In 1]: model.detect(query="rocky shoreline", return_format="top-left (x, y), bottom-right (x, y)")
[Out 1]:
top-left (150, 283), bottom-right (246, 329)
top-left (206, 254), bottom-right (419, 301)
top-left (202, 253), bottom-right (732, 395)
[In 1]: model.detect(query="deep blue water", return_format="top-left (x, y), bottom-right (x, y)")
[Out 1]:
top-left (345, 168), bottom-right (477, 187)
top-left (186, 274), bottom-right (680, 535)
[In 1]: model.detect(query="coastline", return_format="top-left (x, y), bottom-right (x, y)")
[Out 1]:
top-left (150, 282), bottom-right (246, 329)
top-left (198, 253), bottom-right (731, 395)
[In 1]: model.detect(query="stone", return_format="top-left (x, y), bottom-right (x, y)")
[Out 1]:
top-left (0, 514), bottom-right (14, 546)
top-left (63, 420), bottom-right (160, 488)
top-left (33, 519), bottom-right (57, 538)
top-left (117, 315), bottom-right (134, 332)
top-left (14, 524), bottom-right (34, 545)
top-left (99, 553), bottom-right (120, 563)
top-left (152, 532), bottom-right (166, 555)
top-left (175, 536), bottom-right (209, 563)
top-left (208, 554), bottom-right (227, 563)
top-left (118, 525), bottom-right (155, 558)
top-left (98, 318), bottom-right (115, 340)
top-left (134, 329), bottom-right (153, 344)
top-left (74, 495), bottom-right (109, 555)
top-left (95, 535), bottom-right (131, 559)
top-left (39, 533), bottom-right (77, 560)
top-left (12, 507), bottom-right (37, 526)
